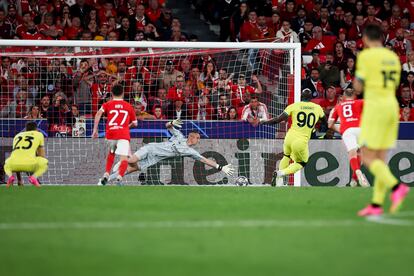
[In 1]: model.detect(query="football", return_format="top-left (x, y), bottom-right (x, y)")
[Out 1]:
top-left (235, 176), bottom-right (249, 186)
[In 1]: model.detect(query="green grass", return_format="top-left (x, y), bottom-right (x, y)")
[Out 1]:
top-left (0, 186), bottom-right (413, 276)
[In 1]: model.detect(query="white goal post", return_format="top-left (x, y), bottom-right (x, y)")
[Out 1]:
top-left (0, 39), bottom-right (301, 186)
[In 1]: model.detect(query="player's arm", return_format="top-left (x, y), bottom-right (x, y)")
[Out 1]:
top-left (200, 157), bottom-right (234, 176)
top-left (327, 108), bottom-right (340, 132)
top-left (92, 109), bottom-right (104, 138)
top-left (260, 112), bottom-right (289, 125)
top-left (36, 146), bottom-right (46, 158)
top-left (353, 78), bottom-right (364, 95)
top-left (353, 52), bottom-right (366, 95)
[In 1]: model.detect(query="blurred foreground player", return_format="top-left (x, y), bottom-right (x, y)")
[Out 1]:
top-left (354, 24), bottom-right (410, 216)
top-left (92, 85), bottom-right (137, 185)
top-left (261, 89), bottom-right (326, 186)
top-left (108, 119), bottom-right (235, 183)
top-left (328, 88), bottom-right (369, 187)
top-left (4, 121), bottom-right (48, 187)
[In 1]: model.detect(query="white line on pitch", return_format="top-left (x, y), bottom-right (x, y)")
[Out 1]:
top-left (0, 219), bottom-right (405, 230)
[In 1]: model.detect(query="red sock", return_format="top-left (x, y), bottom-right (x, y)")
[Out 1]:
top-left (350, 157), bottom-right (360, 180)
top-left (105, 151), bottom-right (115, 174)
top-left (118, 160), bottom-right (128, 177)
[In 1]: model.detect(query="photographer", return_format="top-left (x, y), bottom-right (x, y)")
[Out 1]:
top-left (47, 93), bottom-right (74, 137)
top-left (318, 53), bottom-right (340, 88)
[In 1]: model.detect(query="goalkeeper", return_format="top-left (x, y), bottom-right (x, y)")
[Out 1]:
top-left (107, 119), bottom-right (234, 183)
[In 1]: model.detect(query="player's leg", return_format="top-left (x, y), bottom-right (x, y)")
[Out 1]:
top-left (99, 140), bottom-right (118, 185)
top-left (27, 157), bottom-right (48, 187)
top-left (280, 139), bottom-right (308, 176)
top-left (344, 128), bottom-right (369, 187)
top-left (4, 158), bottom-right (15, 187)
top-left (113, 140), bottom-right (132, 185)
top-left (271, 137), bottom-right (291, 186)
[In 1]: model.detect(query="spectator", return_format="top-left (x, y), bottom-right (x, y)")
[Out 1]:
top-left (58, 5), bottom-right (72, 30)
top-left (91, 71), bottom-right (111, 115)
top-left (269, 11), bottom-right (281, 37)
top-left (47, 94), bottom-right (73, 136)
top-left (130, 80), bottom-right (147, 109)
top-left (389, 4), bottom-right (402, 31)
top-left (381, 20), bottom-right (395, 46)
top-left (39, 95), bottom-right (51, 118)
top-left (378, 0), bottom-right (392, 21)
top-left (199, 61), bottom-right (218, 83)
top-left (318, 53), bottom-right (340, 88)
top-left (241, 96), bottom-right (269, 126)
top-left (227, 106), bottom-right (239, 120)
top-left (348, 14), bottom-right (364, 42)
top-left (390, 28), bottom-right (412, 60)
top-left (230, 74), bottom-right (262, 108)
top-left (276, 20), bottom-right (299, 43)
top-left (159, 60), bottom-right (183, 90)
top-left (343, 11), bottom-right (354, 31)
top-left (308, 0), bottom-right (322, 22)
top-left (118, 16), bottom-right (135, 41)
top-left (5, 4), bottom-right (19, 35)
top-left (256, 14), bottom-right (275, 42)
top-left (302, 68), bottom-right (324, 99)
top-left (94, 22), bottom-right (109, 40)
top-left (400, 107), bottom-right (414, 121)
top-left (152, 105), bottom-right (166, 120)
top-left (346, 40), bottom-right (359, 57)
top-left (146, 0), bottom-right (162, 24)
top-left (98, 1), bottom-right (116, 24)
top-left (215, 94), bottom-right (230, 120)
top-left (299, 19), bottom-right (314, 46)
top-left (65, 17), bottom-right (82, 40)
top-left (70, 0), bottom-right (92, 28)
top-left (304, 26), bottom-right (335, 54)
top-left (38, 13), bottom-right (63, 39)
top-left (15, 11), bottom-right (32, 38)
top-left (239, 10), bottom-right (260, 42)
top-left (21, 20), bottom-right (44, 43)
top-left (187, 67), bottom-right (204, 93)
top-left (144, 23), bottom-right (160, 40)
top-left (403, 51), bottom-right (414, 74)
top-left (87, 19), bottom-right (99, 35)
top-left (182, 84), bottom-right (197, 119)
top-left (168, 96), bottom-right (189, 120)
top-left (24, 105), bottom-right (42, 119)
top-left (334, 41), bottom-right (352, 70)
top-left (134, 100), bottom-right (155, 120)
top-left (130, 4), bottom-right (148, 32)
top-left (230, 1), bottom-right (248, 41)
top-left (340, 57), bottom-right (356, 90)
top-left (399, 85), bottom-right (414, 108)
top-left (280, 0), bottom-right (296, 22)
top-left (316, 85), bottom-right (338, 119)
top-left (170, 25), bottom-right (187, 41)
top-left (406, 72), bottom-right (414, 98)
top-left (213, 68), bottom-right (233, 93)
top-left (353, 1), bottom-right (366, 17)
top-left (196, 90), bottom-right (214, 120)
top-left (179, 58), bottom-right (192, 81)
top-left (316, 6), bottom-right (331, 34)
top-left (0, 90), bottom-right (29, 118)
top-left (291, 5), bottom-right (307, 34)
top-left (330, 5), bottom-right (346, 36)
top-left (73, 59), bottom-right (93, 115)
top-left (364, 4), bottom-right (382, 27)
top-left (166, 75), bottom-right (186, 101)
top-left (155, 8), bottom-right (173, 40)
top-left (149, 88), bottom-right (169, 115)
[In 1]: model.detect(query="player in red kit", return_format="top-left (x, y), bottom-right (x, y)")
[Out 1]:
top-left (92, 85), bottom-right (137, 185)
top-left (328, 88), bottom-right (370, 187)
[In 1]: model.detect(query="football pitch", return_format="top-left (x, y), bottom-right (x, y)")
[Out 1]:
top-left (0, 186), bottom-right (413, 276)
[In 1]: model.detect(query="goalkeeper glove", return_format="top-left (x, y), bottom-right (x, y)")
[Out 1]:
top-left (170, 119), bottom-right (183, 128)
top-left (216, 164), bottom-right (235, 176)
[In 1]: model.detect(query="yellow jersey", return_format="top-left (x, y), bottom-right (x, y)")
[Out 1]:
top-left (355, 47), bottom-right (401, 103)
top-left (284, 101), bottom-right (325, 141)
top-left (11, 130), bottom-right (45, 160)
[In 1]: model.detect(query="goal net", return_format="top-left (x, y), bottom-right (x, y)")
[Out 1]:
top-left (0, 40), bottom-right (301, 186)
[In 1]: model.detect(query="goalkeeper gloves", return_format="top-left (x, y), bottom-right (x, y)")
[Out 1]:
top-left (216, 164), bottom-right (235, 176)
top-left (170, 119), bottom-right (183, 128)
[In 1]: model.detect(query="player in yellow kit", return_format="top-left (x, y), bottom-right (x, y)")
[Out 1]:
top-left (354, 25), bottom-right (410, 216)
top-left (261, 89), bottom-right (325, 186)
top-left (4, 121), bottom-right (48, 187)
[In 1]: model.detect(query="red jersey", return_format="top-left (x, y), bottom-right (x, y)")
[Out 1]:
top-left (101, 99), bottom-right (137, 141)
top-left (330, 99), bottom-right (363, 134)
top-left (230, 84), bottom-right (257, 107)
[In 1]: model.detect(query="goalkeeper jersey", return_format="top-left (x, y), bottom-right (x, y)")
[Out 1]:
top-left (11, 130), bottom-right (44, 160)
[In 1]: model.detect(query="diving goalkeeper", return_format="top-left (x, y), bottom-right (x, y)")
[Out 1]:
top-left (106, 119), bottom-right (235, 184)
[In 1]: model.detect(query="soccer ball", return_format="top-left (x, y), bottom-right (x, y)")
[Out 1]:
top-left (235, 176), bottom-right (249, 186)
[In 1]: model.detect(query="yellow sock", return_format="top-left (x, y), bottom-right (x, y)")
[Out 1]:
top-left (372, 177), bottom-right (387, 205)
top-left (369, 159), bottom-right (398, 205)
top-left (370, 160), bottom-right (398, 189)
top-left (281, 162), bottom-right (303, 175)
top-left (279, 156), bottom-right (291, 171)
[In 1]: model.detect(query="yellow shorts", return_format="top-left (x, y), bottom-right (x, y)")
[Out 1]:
top-left (359, 101), bottom-right (399, 150)
top-left (4, 156), bottom-right (48, 174)
top-left (283, 133), bottom-right (309, 163)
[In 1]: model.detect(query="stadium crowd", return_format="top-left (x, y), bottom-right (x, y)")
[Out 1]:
top-left (0, 0), bottom-right (414, 137)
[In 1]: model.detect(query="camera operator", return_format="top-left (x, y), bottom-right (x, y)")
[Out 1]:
top-left (318, 52), bottom-right (340, 88)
